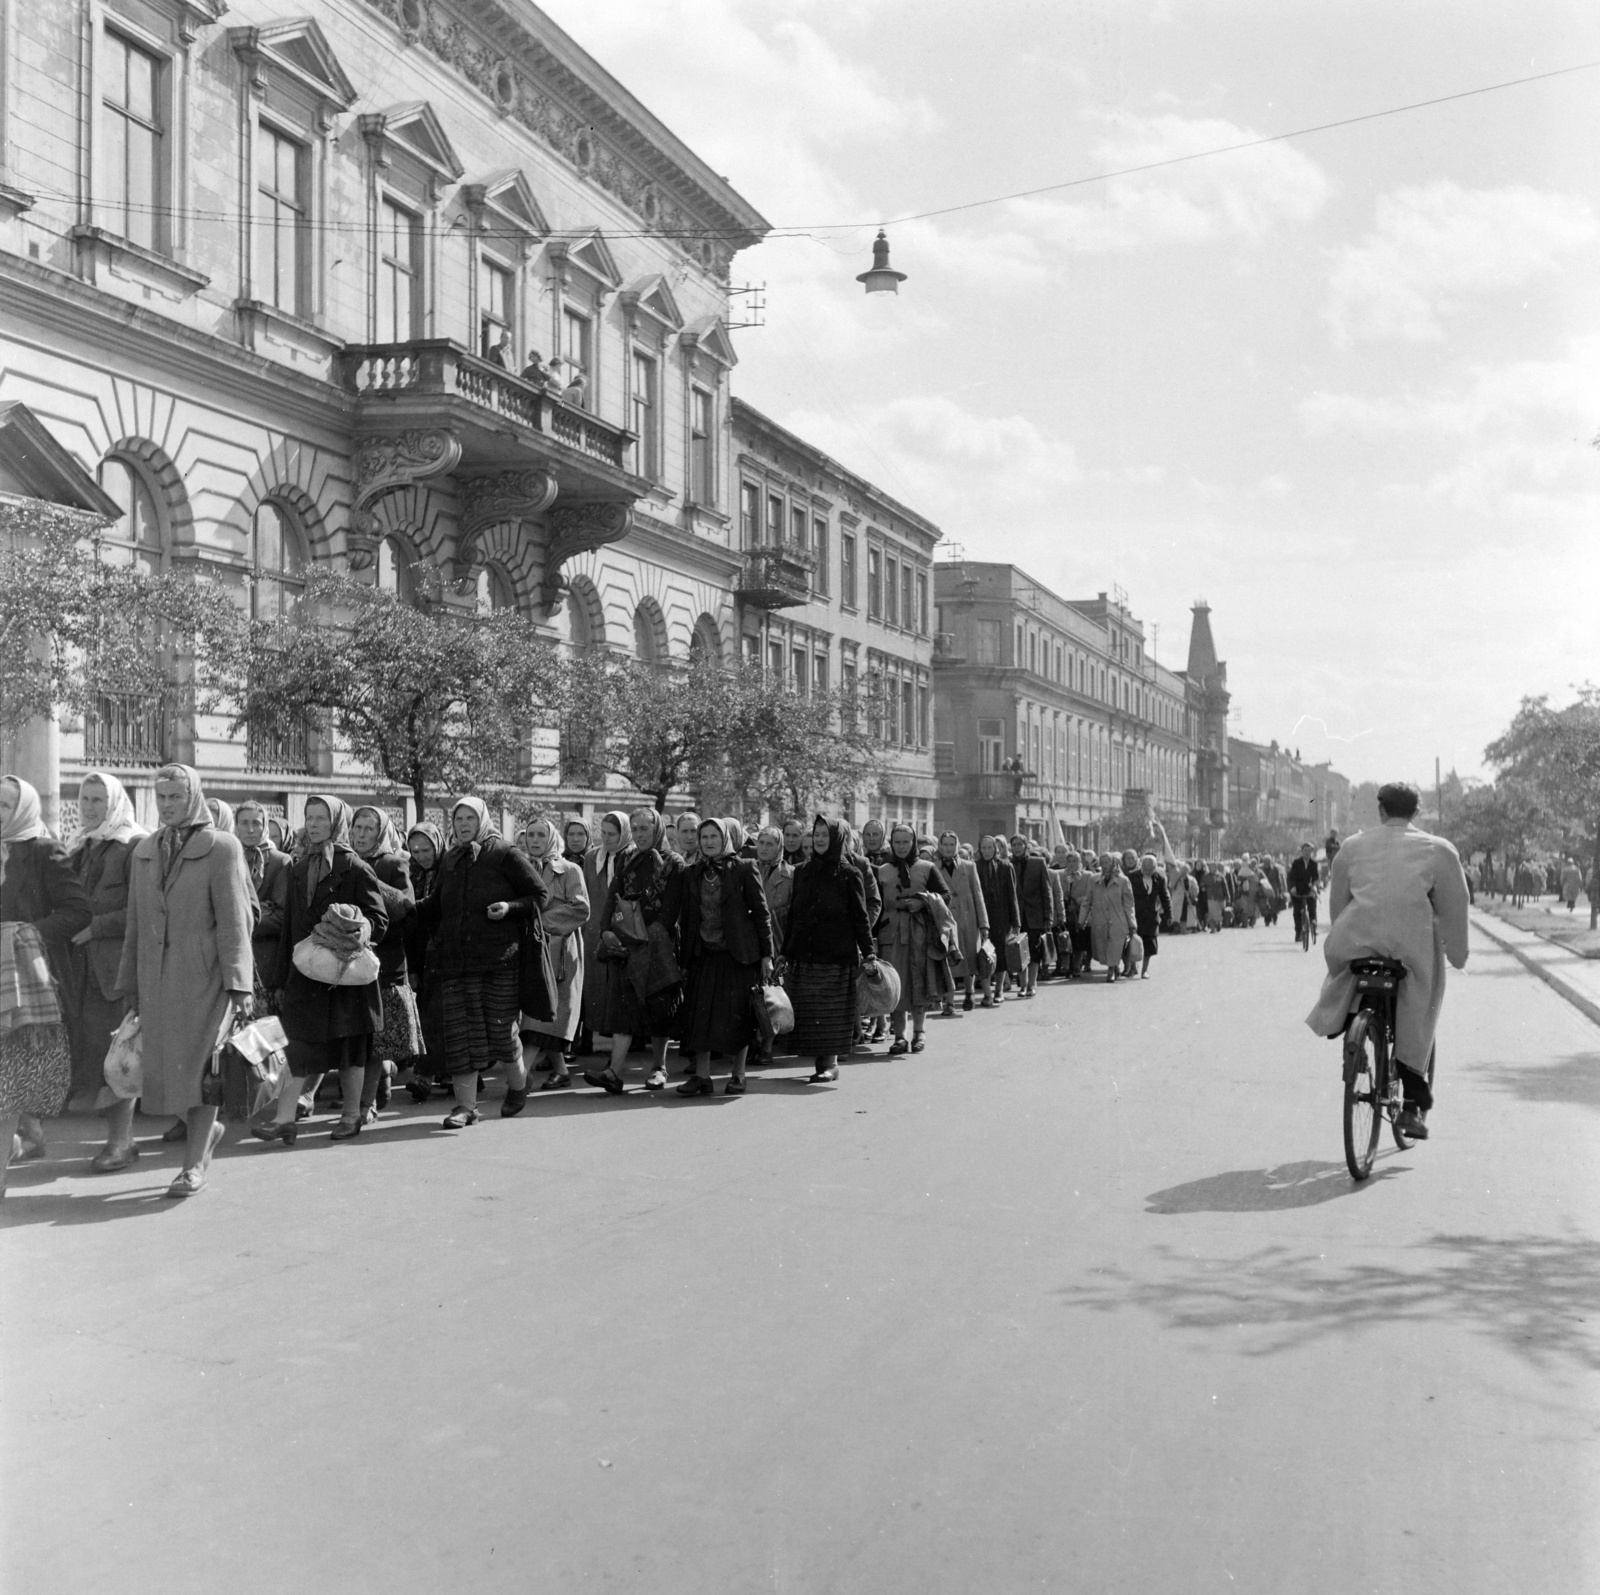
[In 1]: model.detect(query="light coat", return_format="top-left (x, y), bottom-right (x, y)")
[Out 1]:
top-left (940, 855), bottom-right (989, 969)
top-left (525, 854), bottom-right (590, 1041)
top-left (1087, 870), bottom-right (1136, 967)
top-left (757, 858), bottom-right (794, 951)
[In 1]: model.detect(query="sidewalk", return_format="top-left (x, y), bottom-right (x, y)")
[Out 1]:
top-left (1471, 905), bottom-right (1600, 1031)
top-left (1474, 896), bottom-right (1600, 958)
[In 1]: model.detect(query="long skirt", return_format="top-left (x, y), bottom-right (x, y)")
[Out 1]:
top-left (1205, 895), bottom-right (1224, 929)
top-left (0, 1022), bottom-right (71, 1115)
top-left (788, 961), bottom-right (857, 1058)
top-left (678, 947), bottom-right (758, 1055)
top-left (597, 954), bottom-right (650, 1039)
top-left (372, 978), bottom-right (423, 1063)
top-left (287, 1032), bottom-right (372, 1079)
top-left (68, 968), bottom-right (127, 1102)
top-left (441, 965), bottom-right (521, 1076)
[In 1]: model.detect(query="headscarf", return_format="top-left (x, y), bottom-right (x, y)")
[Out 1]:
top-left (524, 814), bottom-right (560, 862)
top-left (720, 817), bottom-right (747, 853)
top-left (153, 764), bottom-right (210, 879)
top-left (406, 821), bottom-right (445, 897)
top-left (937, 829), bottom-right (960, 863)
top-left (629, 806), bottom-right (666, 853)
top-left (807, 813), bottom-right (847, 875)
top-left (351, 804), bottom-right (404, 860)
top-left (888, 820), bottom-right (918, 888)
top-left (673, 811), bottom-right (701, 856)
top-left (235, 798), bottom-right (272, 884)
top-left (267, 816), bottom-right (289, 849)
top-left (446, 796), bottom-right (498, 865)
top-left (562, 817), bottom-right (590, 864)
top-left (1, 775), bottom-right (47, 846)
top-left (696, 815), bottom-right (737, 873)
top-left (978, 834), bottom-right (1000, 863)
top-left (207, 798), bottom-right (235, 834)
top-left (70, 771), bottom-right (145, 854)
top-left (599, 810), bottom-right (631, 852)
top-left (303, 794), bottom-right (354, 901)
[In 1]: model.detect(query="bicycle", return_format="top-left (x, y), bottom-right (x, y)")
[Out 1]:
top-left (1341, 957), bottom-right (1437, 1178)
top-left (1292, 893), bottom-right (1318, 952)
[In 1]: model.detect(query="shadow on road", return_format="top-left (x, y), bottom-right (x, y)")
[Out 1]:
top-left (1145, 1158), bottom-right (1399, 1212)
top-left (1468, 1051), bottom-right (1600, 1111)
top-left (1057, 1231), bottom-right (1600, 1369)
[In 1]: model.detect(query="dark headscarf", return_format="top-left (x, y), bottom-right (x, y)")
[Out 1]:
top-left (806, 813), bottom-right (847, 876)
top-left (562, 816), bottom-right (590, 865)
top-left (888, 820), bottom-right (918, 889)
top-left (696, 815), bottom-right (738, 874)
top-left (406, 821), bottom-right (445, 899)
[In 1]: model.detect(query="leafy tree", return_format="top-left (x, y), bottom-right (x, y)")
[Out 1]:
top-left (1219, 811), bottom-right (1302, 860)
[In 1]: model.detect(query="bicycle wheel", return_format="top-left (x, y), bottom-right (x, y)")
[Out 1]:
top-left (1300, 913), bottom-right (1311, 952)
top-left (1343, 1010), bottom-right (1382, 1180)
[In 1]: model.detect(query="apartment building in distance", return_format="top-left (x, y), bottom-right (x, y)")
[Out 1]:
top-left (1228, 738), bottom-right (1352, 843)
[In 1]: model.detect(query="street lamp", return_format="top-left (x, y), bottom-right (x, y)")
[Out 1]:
top-left (856, 229), bottom-right (907, 294)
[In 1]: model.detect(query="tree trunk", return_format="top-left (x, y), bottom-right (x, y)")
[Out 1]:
top-left (1590, 813), bottom-right (1599, 930)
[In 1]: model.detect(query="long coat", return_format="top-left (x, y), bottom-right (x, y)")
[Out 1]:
top-left (976, 855), bottom-right (1020, 943)
top-left (67, 836), bottom-right (136, 1093)
top-left (1128, 870), bottom-right (1171, 946)
top-left (940, 856), bottom-right (989, 969)
top-left (1305, 821), bottom-right (1470, 1069)
top-left (757, 859), bottom-right (794, 953)
top-left (116, 828), bottom-right (254, 1116)
top-left (581, 845), bottom-right (628, 1033)
top-left (244, 843), bottom-right (292, 988)
top-left (1012, 853), bottom-right (1054, 933)
top-left (875, 858), bottom-right (952, 1014)
top-left (525, 854), bottom-right (589, 1042)
top-left (1087, 870), bottom-right (1136, 967)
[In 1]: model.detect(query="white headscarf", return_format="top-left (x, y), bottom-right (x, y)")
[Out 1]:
top-left (70, 771), bottom-right (147, 854)
top-left (1, 776), bottom-right (48, 846)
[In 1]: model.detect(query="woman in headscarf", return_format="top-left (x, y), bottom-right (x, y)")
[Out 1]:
top-left (1088, 851), bottom-right (1136, 983)
top-left (859, 818), bottom-right (888, 868)
top-left (842, 824), bottom-right (885, 1042)
top-left (253, 796), bottom-right (388, 1144)
top-left (582, 807), bottom-right (681, 1095)
top-left (1060, 848), bottom-right (1094, 975)
top-left (785, 816), bottom-right (875, 1084)
top-left (412, 797), bottom-right (547, 1125)
top-left (975, 835), bottom-right (1020, 1006)
top-left (235, 801), bottom-right (291, 1023)
top-left (671, 816), bottom-right (772, 1095)
top-left (580, 811), bottom-right (631, 1049)
top-left (562, 817), bottom-right (592, 868)
top-left (875, 821), bottom-right (951, 1054)
top-left (750, 825), bottom-right (794, 1067)
top-left (781, 817), bottom-right (808, 872)
top-left (350, 806), bottom-right (421, 1115)
top-left (64, 773), bottom-right (146, 1121)
top-left (935, 829), bottom-right (989, 1015)
top-left (397, 820), bottom-right (446, 1101)
top-left (206, 798), bottom-right (235, 833)
top-left (114, 765), bottom-right (254, 1195)
top-left (520, 814), bottom-right (590, 1088)
top-left (1, 776), bottom-right (91, 1190)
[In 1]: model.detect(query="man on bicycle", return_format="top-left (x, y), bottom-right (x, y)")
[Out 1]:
top-left (1287, 842), bottom-right (1320, 942)
top-left (1304, 783), bottom-right (1470, 1139)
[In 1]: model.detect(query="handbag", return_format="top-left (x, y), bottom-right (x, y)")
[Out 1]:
top-left (974, 938), bottom-right (996, 980)
top-left (611, 896), bottom-right (648, 944)
top-left (518, 917), bottom-right (557, 1023)
top-left (857, 959), bottom-right (901, 1017)
top-left (208, 1016), bottom-right (289, 1120)
top-left (292, 936), bottom-right (381, 987)
top-left (752, 982), bottom-right (794, 1042)
top-left (1004, 931), bottom-right (1030, 977)
top-left (102, 1011), bottom-right (143, 1100)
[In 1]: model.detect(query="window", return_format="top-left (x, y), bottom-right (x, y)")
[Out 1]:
top-left (1055, 644), bottom-right (1063, 682)
top-left (975, 620), bottom-right (1001, 665)
top-left (841, 660), bottom-right (858, 728)
top-left (379, 199), bottom-right (422, 343)
top-left (96, 459), bottom-right (163, 573)
top-left (813, 652), bottom-right (829, 695)
top-left (790, 505), bottom-right (807, 549)
top-left (792, 648), bottom-right (807, 695)
top-left (479, 258), bottom-right (513, 360)
top-left (766, 494), bottom-right (783, 547)
top-left (902, 566), bottom-right (914, 633)
top-left (251, 502), bottom-right (307, 618)
top-left (867, 547), bottom-right (882, 619)
top-left (690, 388), bottom-right (713, 503)
top-left (885, 676), bottom-right (899, 744)
top-left (812, 517), bottom-right (829, 596)
top-left (979, 719), bottom-right (1003, 772)
top-left (256, 126), bottom-right (307, 316)
top-left (917, 684), bottom-right (929, 746)
top-left (562, 308), bottom-right (592, 390)
top-left (377, 537), bottom-right (414, 601)
top-left (1016, 623), bottom-right (1023, 664)
top-left (103, 31), bottom-right (164, 251)
top-left (632, 350), bottom-right (658, 478)
top-left (768, 640), bottom-right (784, 677)
top-left (475, 564), bottom-right (514, 613)
top-left (901, 680), bottom-right (914, 747)
top-left (885, 557), bottom-right (898, 625)
top-left (743, 634), bottom-right (761, 665)
top-left (916, 572), bottom-right (928, 635)
top-left (740, 482), bottom-right (760, 548)
top-left (633, 606), bottom-right (661, 666)
top-left (1028, 632), bottom-right (1037, 674)
top-left (841, 534), bottom-right (857, 607)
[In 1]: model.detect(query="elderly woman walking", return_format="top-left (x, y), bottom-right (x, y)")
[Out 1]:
top-left (64, 772), bottom-right (145, 1115)
top-left (113, 765), bottom-right (254, 1195)
top-left (1059, 848), bottom-right (1094, 976)
top-left (350, 807), bottom-right (421, 1115)
top-left (520, 815), bottom-right (590, 1089)
top-left (876, 821), bottom-right (952, 1054)
top-left (253, 796), bottom-right (388, 1144)
top-left (935, 830), bottom-right (989, 1014)
top-left (673, 817), bottom-right (772, 1096)
top-left (975, 835), bottom-right (1020, 1005)
top-left (397, 821), bottom-right (445, 1101)
top-left (1088, 852), bottom-right (1137, 984)
top-left (581, 811), bottom-right (631, 1050)
top-left (1127, 853), bottom-right (1172, 980)
top-left (1, 776), bottom-right (91, 1190)
top-left (416, 798), bottom-right (547, 1125)
top-left (583, 808), bottom-right (681, 1095)
top-left (753, 826), bottom-right (794, 1066)
top-left (786, 816), bottom-right (875, 1083)
top-left (235, 801), bottom-right (290, 1012)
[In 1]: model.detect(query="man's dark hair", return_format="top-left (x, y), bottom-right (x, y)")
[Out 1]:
top-left (1376, 781), bottom-right (1420, 819)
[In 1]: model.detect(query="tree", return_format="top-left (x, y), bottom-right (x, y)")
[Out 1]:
top-left (1220, 811), bottom-right (1302, 860)
top-left (235, 569), bottom-right (560, 815)
top-left (1486, 687), bottom-right (1600, 925)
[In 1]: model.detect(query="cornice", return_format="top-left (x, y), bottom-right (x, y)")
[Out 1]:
top-left (624, 511), bottom-right (743, 580)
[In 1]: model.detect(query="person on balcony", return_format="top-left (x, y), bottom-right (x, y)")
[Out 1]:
top-left (520, 348), bottom-right (550, 385)
top-left (561, 368), bottom-right (588, 408)
top-left (1, 776), bottom-right (91, 1193)
top-left (519, 815), bottom-right (590, 1092)
top-left (935, 830), bottom-right (989, 1014)
top-left (876, 822), bottom-right (952, 1054)
top-left (350, 807), bottom-right (421, 1120)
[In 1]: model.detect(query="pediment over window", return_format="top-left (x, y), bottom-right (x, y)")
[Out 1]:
top-left (230, 20), bottom-right (357, 124)
top-left (681, 315), bottom-right (737, 369)
top-left (0, 402), bottom-right (121, 519)
top-left (620, 274), bottom-right (684, 334)
top-left (360, 102), bottom-right (464, 198)
top-left (461, 170), bottom-right (549, 244)
top-left (549, 230), bottom-right (622, 294)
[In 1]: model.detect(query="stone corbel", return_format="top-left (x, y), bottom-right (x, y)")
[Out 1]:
top-left (348, 429), bottom-right (462, 570)
top-left (539, 500), bottom-right (632, 615)
top-left (450, 470), bottom-right (559, 585)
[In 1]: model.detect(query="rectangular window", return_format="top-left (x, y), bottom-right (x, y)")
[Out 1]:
top-left (766, 494), bottom-right (784, 546)
top-left (690, 388), bottom-right (713, 503)
top-left (379, 198), bottom-right (423, 343)
top-left (916, 572), bottom-right (928, 635)
top-left (790, 505), bottom-right (807, 549)
top-left (975, 620), bottom-right (1001, 665)
top-left (812, 517), bottom-right (829, 596)
top-left (902, 680), bottom-right (915, 747)
top-left (902, 566), bottom-right (914, 633)
top-left (479, 258), bottom-right (513, 360)
top-left (104, 31), bottom-right (164, 251)
top-left (1029, 632), bottom-right (1037, 674)
top-left (792, 648), bottom-right (808, 695)
top-left (813, 652), bottom-right (829, 695)
top-left (841, 534), bottom-right (857, 607)
top-left (744, 635), bottom-right (761, 665)
top-left (886, 676), bottom-right (899, 744)
top-left (917, 684), bottom-right (929, 746)
top-left (978, 718), bottom-right (1003, 773)
top-left (768, 640), bottom-right (784, 677)
top-left (885, 558), bottom-right (899, 625)
top-left (562, 308), bottom-right (591, 397)
top-left (1016, 624), bottom-right (1024, 664)
top-left (632, 350), bottom-right (658, 478)
top-left (867, 547), bottom-right (882, 619)
top-left (740, 482), bottom-right (760, 548)
top-left (256, 124), bottom-right (307, 316)
top-left (841, 660), bottom-right (857, 728)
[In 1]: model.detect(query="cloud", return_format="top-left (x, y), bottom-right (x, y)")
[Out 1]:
top-left (1327, 182), bottom-right (1598, 344)
top-left (1008, 112), bottom-right (1329, 252)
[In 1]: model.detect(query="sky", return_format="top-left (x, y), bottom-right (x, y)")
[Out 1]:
top-left (539, 0), bottom-right (1600, 785)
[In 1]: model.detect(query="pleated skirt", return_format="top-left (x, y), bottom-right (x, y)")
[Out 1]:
top-left (677, 947), bottom-right (758, 1056)
top-left (787, 961), bottom-right (858, 1058)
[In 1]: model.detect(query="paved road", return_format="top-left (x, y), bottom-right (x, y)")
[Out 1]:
top-left (4, 923), bottom-right (1597, 1594)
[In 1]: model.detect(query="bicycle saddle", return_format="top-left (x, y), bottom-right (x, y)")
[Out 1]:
top-left (1350, 957), bottom-right (1406, 979)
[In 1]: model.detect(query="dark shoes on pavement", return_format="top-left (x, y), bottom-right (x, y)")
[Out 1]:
top-left (1396, 1106), bottom-right (1430, 1140)
top-left (582, 1068), bottom-right (626, 1095)
top-left (251, 1122), bottom-right (298, 1146)
top-left (442, 1106), bottom-right (482, 1129)
top-left (500, 1088), bottom-right (529, 1118)
top-left (676, 1076), bottom-right (714, 1097)
top-left (89, 1143), bottom-right (140, 1173)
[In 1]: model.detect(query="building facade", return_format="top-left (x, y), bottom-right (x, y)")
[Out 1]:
top-left (731, 400), bottom-right (940, 831)
top-left (931, 563), bottom-right (1193, 850)
top-left (0, 0), bottom-right (767, 831)
top-left (1228, 738), bottom-right (1351, 843)
top-left (1184, 602), bottom-right (1230, 856)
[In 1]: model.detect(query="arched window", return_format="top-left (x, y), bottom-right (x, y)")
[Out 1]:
top-left (97, 457), bottom-right (164, 572)
top-left (251, 500), bottom-right (307, 618)
top-left (377, 536), bottom-right (415, 602)
top-left (475, 563), bottom-right (515, 614)
top-left (633, 605), bottom-right (659, 666)
top-left (688, 614), bottom-right (721, 665)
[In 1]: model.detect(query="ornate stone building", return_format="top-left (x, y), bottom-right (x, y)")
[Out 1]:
top-left (0, 0), bottom-right (766, 829)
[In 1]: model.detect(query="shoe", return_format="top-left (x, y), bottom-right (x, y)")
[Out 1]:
top-left (1106, 971), bottom-right (1117, 984)
top-left (89, 1144), bottom-right (140, 1174)
top-left (361, 1104), bottom-right (379, 1126)
top-left (295, 1099), bottom-right (312, 1121)
top-left (501, 1088), bottom-right (529, 1118)
top-left (9, 1136), bottom-right (45, 1165)
top-left (910, 1035), bottom-right (926, 1053)
top-left (723, 1078), bottom-right (747, 1095)
top-left (940, 1001), bottom-right (955, 1017)
top-left (442, 1106), bottom-right (482, 1129)
top-left (582, 1069), bottom-right (626, 1095)
top-left (807, 1065), bottom-right (839, 1083)
top-left (644, 1069), bottom-right (666, 1090)
top-left (539, 1073), bottom-right (571, 1090)
top-left (1396, 1106), bottom-right (1430, 1140)
top-left (888, 1038), bottom-right (909, 1056)
top-left (330, 1117), bottom-right (362, 1140)
top-left (962, 995), bottom-right (974, 1012)
top-left (164, 1168), bottom-right (207, 1198)
top-left (163, 1119), bottom-right (189, 1142)
top-left (981, 995), bottom-right (996, 1009)
top-left (250, 1122), bottom-right (298, 1146)
top-left (375, 1063), bottom-right (394, 1110)
top-left (406, 1079), bottom-right (432, 1104)
top-left (675, 1075), bottom-right (714, 1096)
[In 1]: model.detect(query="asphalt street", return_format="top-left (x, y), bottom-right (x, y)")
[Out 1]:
top-left (3, 921), bottom-right (1597, 1595)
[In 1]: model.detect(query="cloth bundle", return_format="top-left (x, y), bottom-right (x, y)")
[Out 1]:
top-left (311, 901), bottom-right (370, 957)
top-left (292, 902), bottom-right (380, 987)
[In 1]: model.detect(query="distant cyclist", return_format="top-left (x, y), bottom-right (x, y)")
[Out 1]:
top-left (1286, 841), bottom-right (1321, 942)
top-left (1305, 783), bottom-right (1470, 1139)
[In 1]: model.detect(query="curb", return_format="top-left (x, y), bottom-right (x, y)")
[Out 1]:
top-left (1471, 909), bottom-right (1600, 1031)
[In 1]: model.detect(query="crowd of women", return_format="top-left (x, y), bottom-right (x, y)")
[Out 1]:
top-left (1, 766), bottom-right (1196, 1202)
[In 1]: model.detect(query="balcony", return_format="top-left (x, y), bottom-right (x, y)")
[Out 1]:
top-left (83, 691), bottom-right (166, 767)
top-left (737, 543), bottom-right (814, 609)
top-left (931, 631), bottom-right (966, 664)
top-left (972, 771), bottom-right (1042, 802)
top-left (248, 720), bottom-right (311, 775)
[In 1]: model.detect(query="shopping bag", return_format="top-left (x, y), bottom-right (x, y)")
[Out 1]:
top-left (752, 982), bottom-right (794, 1040)
top-left (102, 1011), bottom-right (143, 1100)
top-left (292, 936), bottom-right (381, 987)
top-left (518, 918), bottom-right (557, 1023)
top-left (974, 938), bottom-right (996, 980)
top-left (857, 959), bottom-right (901, 1017)
top-left (1004, 931), bottom-right (1030, 977)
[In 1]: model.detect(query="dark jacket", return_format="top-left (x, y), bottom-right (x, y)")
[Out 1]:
top-left (675, 857), bottom-right (773, 966)
top-left (1128, 871), bottom-right (1171, 942)
top-left (849, 854), bottom-right (882, 932)
top-left (785, 860), bottom-right (873, 965)
top-left (244, 843), bottom-right (292, 954)
top-left (1012, 852), bottom-right (1053, 932)
top-left (418, 836), bottom-right (547, 980)
top-left (69, 836), bottom-right (136, 999)
top-left (977, 855), bottom-right (1021, 941)
top-left (2, 836), bottom-right (92, 988)
top-left (271, 846), bottom-right (390, 1043)
top-left (362, 850), bottom-right (416, 984)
